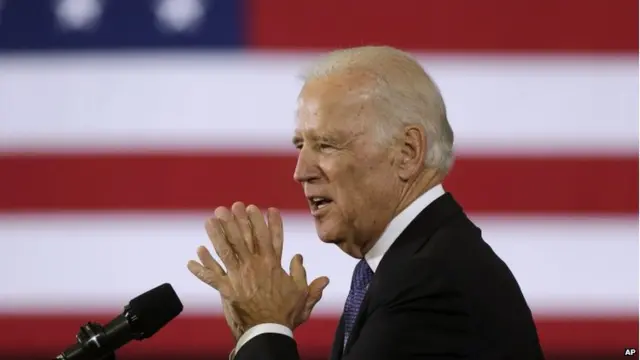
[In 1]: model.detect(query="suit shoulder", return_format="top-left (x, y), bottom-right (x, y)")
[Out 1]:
top-left (396, 215), bottom-right (531, 310)
top-left (417, 215), bottom-right (508, 276)
top-left (421, 216), bottom-right (536, 315)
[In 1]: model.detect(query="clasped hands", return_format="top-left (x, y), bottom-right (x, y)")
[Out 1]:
top-left (187, 202), bottom-right (330, 340)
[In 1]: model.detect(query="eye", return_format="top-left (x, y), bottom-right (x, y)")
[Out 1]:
top-left (318, 143), bottom-right (334, 151)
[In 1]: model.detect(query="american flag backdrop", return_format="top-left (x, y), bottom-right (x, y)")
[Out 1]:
top-left (0, 0), bottom-right (638, 359)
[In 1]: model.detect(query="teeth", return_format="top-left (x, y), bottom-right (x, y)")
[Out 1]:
top-left (309, 197), bottom-right (331, 210)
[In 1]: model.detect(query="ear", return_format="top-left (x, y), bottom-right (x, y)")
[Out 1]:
top-left (396, 125), bottom-right (426, 181)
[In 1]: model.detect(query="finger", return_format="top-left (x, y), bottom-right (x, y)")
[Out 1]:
top-left (306, 276), bottom-right (330, 307)
top-left (267, 207), bottom-right (284, 262)
top-left (205, 217), bottom-right (238, 271)
top-left (187, 260), bottom-right (233, 297)
top-left (247, 205), bottom-right (275, 258)
top-left (300, 277), bottom-right (329, 322)
top-left (214, 207), bottom-right (251, 261)
top-left (289, 254), bottom-right (307, 289)
top-left (196, 245), bottom-right (226, 276)
top-left (231, 202), bottom-right (255, 254)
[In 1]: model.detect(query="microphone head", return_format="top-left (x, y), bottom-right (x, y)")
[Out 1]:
top-left (126, 283), bottom-right (184, 339)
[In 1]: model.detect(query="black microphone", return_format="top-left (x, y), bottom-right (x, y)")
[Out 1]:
top-left (56, 283), bottom-right (184, 360)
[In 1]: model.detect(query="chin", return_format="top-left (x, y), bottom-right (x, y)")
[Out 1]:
top-left (314, 219), bottom-right (342, 244)
top-left (314, 220), bottom-right (361, 257)
top-left (337, 242), bottom-right (361, 258)
top-left (316, 229), bottom-right (340, 244)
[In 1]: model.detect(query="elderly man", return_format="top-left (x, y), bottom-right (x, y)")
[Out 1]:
top-left (188, 46), bottom-right (545, 359)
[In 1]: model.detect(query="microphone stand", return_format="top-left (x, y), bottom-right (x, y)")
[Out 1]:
top-left (55, 322), bottom-right (117, 360)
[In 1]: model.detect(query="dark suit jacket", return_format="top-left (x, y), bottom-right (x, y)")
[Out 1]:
top-left (235, 193), bottom-right (546, 359)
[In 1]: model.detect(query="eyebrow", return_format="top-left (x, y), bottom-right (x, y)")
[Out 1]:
top-left (292, 132), bottom-right (347, 145)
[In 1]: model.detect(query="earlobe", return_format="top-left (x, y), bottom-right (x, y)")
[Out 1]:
top-left (397, 152), bottom-right (417, 181)
top-left (397, 159), bottom-right (414, 181)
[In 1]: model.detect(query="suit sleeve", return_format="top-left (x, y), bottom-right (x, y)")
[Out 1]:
top-left (343, 258), bottom-right (471, 360)
top-left (230, 324), bottom-right (294, 359)
top-left (233, 332), bottom-right (300, 360)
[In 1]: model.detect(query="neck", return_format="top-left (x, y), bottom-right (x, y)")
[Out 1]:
top-left (393, 169), bottom-right (441, 217)
top-left (357, 169), bottom-right (441, 257)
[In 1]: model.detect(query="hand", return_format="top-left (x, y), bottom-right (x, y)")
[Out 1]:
top-left (221, 294), bottom-right (244, 340)
top-left (188, 202), bottom-right (330, 334)
top-left (219, 255), bottom-right (325, 340)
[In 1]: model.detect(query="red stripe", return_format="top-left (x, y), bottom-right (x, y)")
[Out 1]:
top-left (0, 153), bottom-right (636, 213)
top-left (0, 315), bottom-right (636, 356)
top-left (247, 0), bottom-right (638, 52)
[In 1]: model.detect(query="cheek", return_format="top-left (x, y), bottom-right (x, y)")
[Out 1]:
top-left (336, 162), bottom-right (391, 206)
top-left (322, 150), bottom-right (394, 201)
top-left (355, 162), bottom-right (398, 201)
top-left (319, 161), bottom-right (364, 212)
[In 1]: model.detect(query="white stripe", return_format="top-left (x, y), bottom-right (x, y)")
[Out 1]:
top-left (0, 212), bottom-right (636, 315)
top-left (0, 54), bottom-right (636, 154)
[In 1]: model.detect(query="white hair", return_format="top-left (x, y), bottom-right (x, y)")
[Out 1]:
top-left (301, 46), bottom-right (455, 174)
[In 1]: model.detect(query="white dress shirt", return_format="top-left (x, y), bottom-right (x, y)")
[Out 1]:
top-left (230, 184), bottom-right (446, 358)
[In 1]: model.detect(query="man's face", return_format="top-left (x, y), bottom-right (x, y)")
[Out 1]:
top-left (292, 78), bottom-right (401, 258)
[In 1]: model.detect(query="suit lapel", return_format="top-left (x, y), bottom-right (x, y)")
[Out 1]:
top-left (341, 193), bottom-right (463, 356)
top-left (329, 315), bottom-right (345, 360)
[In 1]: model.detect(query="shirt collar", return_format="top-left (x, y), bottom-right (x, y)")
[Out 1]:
top-left (364, 184), bottom-right (446, 272)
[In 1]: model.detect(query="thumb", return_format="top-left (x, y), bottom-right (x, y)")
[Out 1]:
top-left (290, 254), bottom-right (307, 289)
top-left (307, 276), bottom-right (330, 304)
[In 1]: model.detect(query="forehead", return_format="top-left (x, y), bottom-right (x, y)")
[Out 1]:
top-left (294, 78), bottom-right (373, 137)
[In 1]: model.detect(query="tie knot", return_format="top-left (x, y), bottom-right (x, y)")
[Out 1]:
top-left (351, 259), bottom-right (374, 291)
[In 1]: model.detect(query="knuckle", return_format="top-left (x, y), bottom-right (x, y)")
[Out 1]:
top-left (219, 248), bottom-right (237, 264)
top-left (239, 218), bottom-right (252, 231)
top-left (241, 263), bottom-right (256, 277)
top-left (219, 248), bottom-right (232, 258)
top-left (264, 257), bottom-right (278, 269)
top-left (198, 270), bottom-right (215, 284)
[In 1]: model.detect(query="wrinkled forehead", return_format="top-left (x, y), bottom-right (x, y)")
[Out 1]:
top-left (294, 78), bottom-right (375, 136)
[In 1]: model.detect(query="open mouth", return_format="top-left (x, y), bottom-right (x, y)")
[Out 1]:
top-left (308, 196), bottom-right (333, 211)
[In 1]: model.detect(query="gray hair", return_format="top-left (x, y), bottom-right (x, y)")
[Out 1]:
top-left (301, 46), bottom-right (455, 174)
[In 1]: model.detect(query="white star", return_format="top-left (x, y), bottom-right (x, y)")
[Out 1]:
top-left (54, 0), bottom-right (103, 32)
top-left (154, 0), bottom-right (207, 34)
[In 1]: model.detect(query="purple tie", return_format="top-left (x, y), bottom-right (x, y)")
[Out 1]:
top-left (343, 259), bottom-right (374, 347)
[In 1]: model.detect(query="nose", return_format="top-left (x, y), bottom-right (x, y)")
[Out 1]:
top-left (293, 147), bottom-right (320, 184)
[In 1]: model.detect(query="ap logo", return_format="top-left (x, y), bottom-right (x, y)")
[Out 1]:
top-left (624, 348), bottom-right (637, 356)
